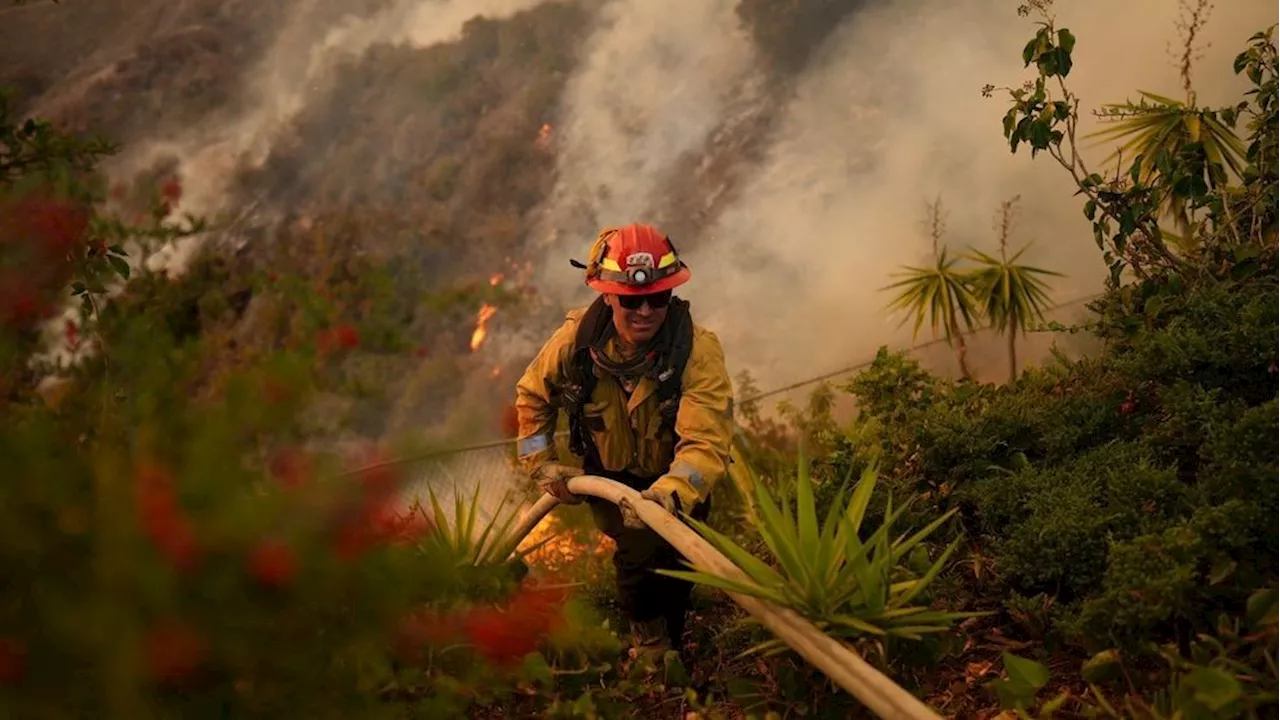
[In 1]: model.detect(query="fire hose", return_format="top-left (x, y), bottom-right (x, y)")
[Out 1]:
top-left (504, 475), bottom-right (944, 720)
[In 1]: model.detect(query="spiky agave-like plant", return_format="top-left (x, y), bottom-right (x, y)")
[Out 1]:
top-left (660, 449), bottom-right (982, 656)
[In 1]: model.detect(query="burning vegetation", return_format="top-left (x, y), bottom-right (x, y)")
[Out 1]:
top-left (469, 303), bottom-right (498, 352)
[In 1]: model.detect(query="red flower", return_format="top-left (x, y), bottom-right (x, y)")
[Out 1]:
top-left (0, 277), bottom-right (53, 328)
top-left (334, 324), bottom-right (359, 349)
top-left (0, 191), bottom-right (87, 329)
top-left (159, 176), bottom-right (183, 203)
top-left (0, 638), bottom-right (26, 685)
top-left (378, 508), bottom-right (435, 547)
top-left (316, 324), bottom-right (360, 354)
top-left (327, 454), bottom-right (414, 558)
top-left (268, 446), bottom-right (310, 489)
top-left (64, 318), bottom-right (80, 351)
top-left (248, 539), bottom-right (297, 588)
top-left (8, 195), bottom-right (90, 256)
top-left (135, 461), bottom-right (200, 572)
top-left (144, 620), bottom-right (205, 684)
top-left (463, 583), bottom-right (568, 668)
top-left (1120, 390), bottom-right (1137, 415)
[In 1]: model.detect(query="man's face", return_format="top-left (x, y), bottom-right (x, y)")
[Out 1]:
top-left (606, 290), bottom-right (672, 346)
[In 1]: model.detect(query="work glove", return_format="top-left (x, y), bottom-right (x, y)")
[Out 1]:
top-left (619, 487), bottom-right (681, 530)
top-left (531, 463), bottom-right (583, 505)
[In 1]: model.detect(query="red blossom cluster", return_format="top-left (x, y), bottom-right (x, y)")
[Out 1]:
top-left (396, 581), bottom-right (570, 668)
top-left (159, 176), bottom-right (182, 204)
top-left (120, 447), bottom-right (447, 687)
top-left (247, 539), bottom-right (298, 588)
top-left (316, 323), bottom-right (360, 354)
top-left (332, 461), bottom-right (433, 559)
top-left (64, 318), bottom-right (80, 351)
top-left (0, 191), bottom-right (89, 330)
top-left (135, 461), bottom-right (200, 572)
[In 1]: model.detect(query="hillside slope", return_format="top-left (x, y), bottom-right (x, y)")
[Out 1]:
top-left (1, 0), bottom-right (875, 442)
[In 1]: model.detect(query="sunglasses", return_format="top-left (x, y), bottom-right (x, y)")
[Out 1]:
top-left (616, 290), bottom-right (672, 311)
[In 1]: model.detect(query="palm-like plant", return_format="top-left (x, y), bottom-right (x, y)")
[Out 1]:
top-left (1088, 92), bottom-right (1245, 234)
top-left (659, 449), bottom-right (980, 658)
top-left (966, 197), bottom-right (1062, 383)
top-left (883, 198), bottom-right (980, 380)
top-left (412, 484), bottom-right (548, 567)
top-left (1085, 0), bottom-right (1246, 246)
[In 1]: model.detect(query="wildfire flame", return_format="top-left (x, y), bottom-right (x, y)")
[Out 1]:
top-left (489, 365), bottom-right (502, 379)
top-left (534, 123), bottom-right (553, 151)
top-left (489, 272), bottom-right (504, 286)
top-left (469, 303), bottom-right (498, 352)
top-left (519, 516), bottom-right (612, 572)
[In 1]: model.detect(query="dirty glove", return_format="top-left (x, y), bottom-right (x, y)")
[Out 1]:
top-left (619, 487), bottom-right (681, 530)
top-left (531, 463), bottom-right (582, 505)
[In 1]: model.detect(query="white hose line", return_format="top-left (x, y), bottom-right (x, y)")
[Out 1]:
top-left (506, 475), bottom-right (943, 720)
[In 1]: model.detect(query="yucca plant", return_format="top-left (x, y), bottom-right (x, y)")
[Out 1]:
top-left (659, 449), bottom-right (980, 656)
top-left (1085, 0), bottom-right (1247, 249)
top-left (411, 483), bottom-right (549, 568)
top-left (883, 198), bottom-right (980, 380)
top-left (966, 196), bottom-right (1062, 383)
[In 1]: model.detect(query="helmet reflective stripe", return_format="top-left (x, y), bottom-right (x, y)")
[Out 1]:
top-left (581, 223), bottom-right (692, 295)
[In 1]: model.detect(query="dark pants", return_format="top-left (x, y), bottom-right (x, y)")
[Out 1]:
top-left (582, 457), bottom-right (711, 648)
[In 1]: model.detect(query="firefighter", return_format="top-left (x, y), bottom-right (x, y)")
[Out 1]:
top-left (514, 223), bottom-right (734, 660)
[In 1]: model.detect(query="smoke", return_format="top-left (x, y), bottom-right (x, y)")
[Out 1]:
top-left (669, 0), bottom-right (1276, 390)
top-left (529, 0), bottom-right (759, 305)
top-left (119, 0), bottom-right (547, 272)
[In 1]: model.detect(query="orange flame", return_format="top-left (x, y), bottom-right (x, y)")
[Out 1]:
top-left (489, 365), bottom-right (502, 379)
top-left (519, 515), bottom-right (612, 572)
top-left (469, 303), bottom-right (498, 352)
top-left (534, 123), bottom-right (553, 151)
top-left (489, 272), bottom-right (504, 286)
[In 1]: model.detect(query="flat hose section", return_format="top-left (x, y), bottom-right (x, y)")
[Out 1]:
top-left (506, 475), bottom-right (943, 720)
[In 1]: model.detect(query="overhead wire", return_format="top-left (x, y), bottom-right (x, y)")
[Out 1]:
top-left (344, 291), bottom-right (1105, 475)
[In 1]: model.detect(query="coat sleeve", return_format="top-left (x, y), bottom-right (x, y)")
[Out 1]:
top-left (648, 328), bottom-right (735, 511)
top-left (514, 314), bottom-right (578, 475)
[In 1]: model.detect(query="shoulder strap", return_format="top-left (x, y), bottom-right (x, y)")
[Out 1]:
top-left (654, 297), bottom-right (694, 431)
top-left (562, 297), bottom-right (612, 458)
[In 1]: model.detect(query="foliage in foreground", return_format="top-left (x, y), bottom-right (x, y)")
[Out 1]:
top-left (664, 451), bottom-right (978, 662)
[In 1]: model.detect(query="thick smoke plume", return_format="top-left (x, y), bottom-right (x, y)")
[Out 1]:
top-left (530, 0), bottom-right (759, 304)
top-left (117, 0), bottom-right (548, 270)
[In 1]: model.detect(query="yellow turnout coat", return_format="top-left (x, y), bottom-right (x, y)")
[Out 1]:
top-left (515, 307), bottom-right (735, 510)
